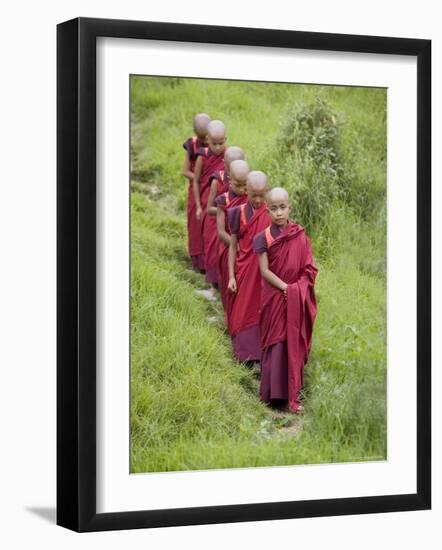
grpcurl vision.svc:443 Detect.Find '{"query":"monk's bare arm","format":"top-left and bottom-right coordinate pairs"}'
top-left (258, 252), bottom-right (288, 292)
top-left (207, 180), bottom-right (218, 216)
top-left (216, 208), bottom-right (231, 246)
top-left (183, 151), bottom-right (194, 181)
top-left (227, 234), bottom-right (238, 292)
top-left (192, 156), bottom-right (203, 220)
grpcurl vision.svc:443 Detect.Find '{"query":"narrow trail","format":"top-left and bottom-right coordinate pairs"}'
top-left (189, 264), bottom-right (304, 442)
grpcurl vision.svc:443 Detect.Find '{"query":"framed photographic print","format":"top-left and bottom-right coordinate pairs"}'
top-left (57, 17), bottom-right (431, 532)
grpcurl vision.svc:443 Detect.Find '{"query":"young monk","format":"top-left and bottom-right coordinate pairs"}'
top-left (215, 159), bottom-right (249, 323)
top-left (207, 146), bottom-right (245, 216)
top-left (227, 171), bottom-right (271, 361)
top-left (193, 120), bottom-right (226, 273)
top-left (182, 113), bottom-right (211, 271)
top-left (204, 146), bottom-right (245, 285)
top-left (253, 187), bottom-right (318, 413)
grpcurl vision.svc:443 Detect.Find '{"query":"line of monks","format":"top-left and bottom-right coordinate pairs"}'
top-left (182, 113), bottom-right (318, 413)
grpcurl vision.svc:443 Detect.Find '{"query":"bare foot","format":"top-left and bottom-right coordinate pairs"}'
top-left (283, 403), bottom-right (304, 415)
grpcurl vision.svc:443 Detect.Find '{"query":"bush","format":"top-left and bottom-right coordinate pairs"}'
top-left (271, 95), bottom-right (386, 240)
top-left (271, 97), bottom-right (347, 236)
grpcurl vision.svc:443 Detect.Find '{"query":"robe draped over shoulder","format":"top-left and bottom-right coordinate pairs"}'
top-left (257, 222), bottom-right (318, 411)
top-left (216, 189), bottom-right (247, 324)
top-left (198, 149), bottom-right (225, 209)
top-left (194, 149), bottom-right (225, 272)
top-left (185, 147), bottom-right (224, 269)
top-left (227, 202), bottom-right (271, 361)
top-left (183, 137), bottom-right (206, 268)
top-left (203, 169), bottom-right (229, 284)
top-left (183, 136), bottom-right (204, 171)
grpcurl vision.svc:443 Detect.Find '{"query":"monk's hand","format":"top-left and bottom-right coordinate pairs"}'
top-left (196, 206), bottom-right (202, 221)
top-left (228, 277), bottom-right (237, 293)
top-left (282, 284), bottom-right (288, 300)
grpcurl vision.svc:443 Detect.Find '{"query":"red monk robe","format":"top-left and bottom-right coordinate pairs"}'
top-left (204, 170), bottom-right (229, 284)
top-left (183, 136), bottom-right (206, 270)
top-left (198, 149), bottom-right (225, 273)
top-left (253, 221), bottom-right (318, 412)
top-left (227, 202), bottom-right (271, 361)
top-left (216, 188), bottom-right (248, 325)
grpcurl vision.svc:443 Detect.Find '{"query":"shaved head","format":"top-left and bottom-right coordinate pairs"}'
top-left (267, 187), bottom-right (289, 204)
top-left (266, 186), bottom-right (291, 226)
top-left (246, 170), bottom-right (269, 191)
top-left (224, 146), bottom-right (245, 166)
top-left (230, 160), bottom-right (249, 181)
top-left (193, 113), bottom-right (210, 135)
top-left (207, 120), bottom-right (226, 140)
top-left (246, 171), bottom-right (268, 209)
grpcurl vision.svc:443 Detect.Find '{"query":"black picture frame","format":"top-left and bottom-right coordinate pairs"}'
top-left (57, 17), bottom-right (431, 532)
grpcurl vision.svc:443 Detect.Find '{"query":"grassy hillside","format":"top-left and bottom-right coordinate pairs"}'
top-left (130, 76), bottom-right (387, 472)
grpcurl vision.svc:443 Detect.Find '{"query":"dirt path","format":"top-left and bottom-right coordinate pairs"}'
top-left (193, 276), bottom-right (304, 441)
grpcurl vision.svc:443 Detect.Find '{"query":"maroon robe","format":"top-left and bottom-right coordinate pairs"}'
top-left (227, 201), bottom-right (271, 361)
top-left (216, 188), bottom-right (248, 325)
top-left (183, 136), bottom-right (206, 270)
top-left (198, 149), bottom-right (225, 273)
top-left (256, 221), bottom-right (318, 411)
top-left (204, 170), bottom-right (229, 284)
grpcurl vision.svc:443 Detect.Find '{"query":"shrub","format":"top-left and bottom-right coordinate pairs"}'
top-left (271, 97), bottom-right (347, 236)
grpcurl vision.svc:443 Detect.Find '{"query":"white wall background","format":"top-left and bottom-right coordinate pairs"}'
top-left (0, 1), bottom-right (439, 548)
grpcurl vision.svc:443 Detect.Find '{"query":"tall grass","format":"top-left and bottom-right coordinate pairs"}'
top-left (130, 76), bottom-right (387, 472)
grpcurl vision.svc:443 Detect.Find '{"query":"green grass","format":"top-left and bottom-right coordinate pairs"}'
top-left (130, 76), bottom-right (387, 472)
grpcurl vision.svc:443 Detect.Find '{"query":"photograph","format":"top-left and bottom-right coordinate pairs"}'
top-left (55, 16), bottom-right (430, 531)
top-left (0, 0), bottom-right (436, 544)
top-left (130, 75), bottom-right (387, 474)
